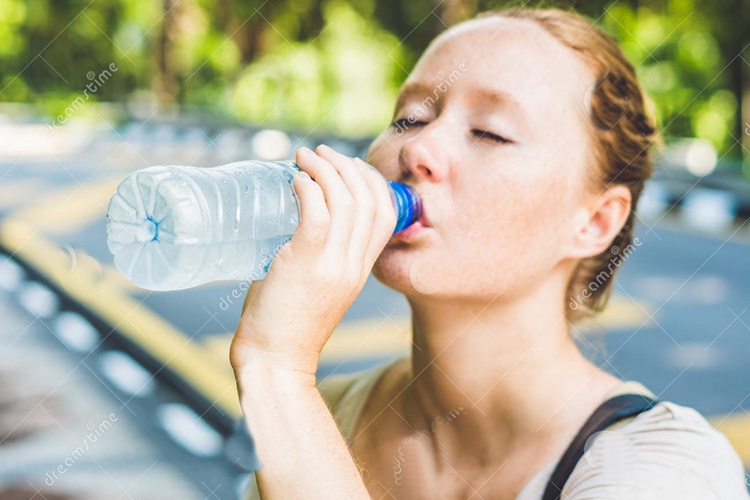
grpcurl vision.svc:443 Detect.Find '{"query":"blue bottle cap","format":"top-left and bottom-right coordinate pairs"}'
top-left (388, 181), bottom-right (423, 233)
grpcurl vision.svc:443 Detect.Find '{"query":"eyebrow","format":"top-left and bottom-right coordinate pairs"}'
top-left (471, 86), bottom-right (530, 133)
top-left (394, 82), bottom-right (438, 115)
top-left (394, 82), bottom-right (530, 134)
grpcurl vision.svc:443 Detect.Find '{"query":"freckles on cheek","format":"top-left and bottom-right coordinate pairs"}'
top-left (451, 175), bottom-right (504, 223)
top-left (466, 175), bottom-right (565, 247)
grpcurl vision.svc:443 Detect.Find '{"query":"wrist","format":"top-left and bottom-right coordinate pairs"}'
top-left (233, 350), bottom-right (319, 397)
top-left (237, 363), bottom-right (319, 414)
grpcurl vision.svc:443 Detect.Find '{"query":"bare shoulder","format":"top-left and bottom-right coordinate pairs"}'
top-left (562, 400), bottom-right (750, 499)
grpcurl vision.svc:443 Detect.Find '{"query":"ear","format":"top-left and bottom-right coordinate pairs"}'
top-left (567, 185), bottom-right (632, 259)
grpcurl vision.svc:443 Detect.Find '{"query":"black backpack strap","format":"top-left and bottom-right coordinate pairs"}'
top-left (541, 393), bottom-right (660, 500)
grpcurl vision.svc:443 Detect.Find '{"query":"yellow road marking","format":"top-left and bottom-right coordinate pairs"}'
top-left (709, 414), bottom-right (750, 468)
top-left (0, 218), bottom-right (242, 419)
top-left (590, 294), bottom-right (653, 330)
top-left (11, 175), bottom-right (122, 236)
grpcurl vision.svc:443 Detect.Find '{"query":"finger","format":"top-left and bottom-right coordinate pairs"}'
top-left (352, 158), bottom-right (394, 266)
top-left (295, 147), bottom-right (355, 253)
top-left (288, 171), bottom-right (330, 254)
top-left (355, 158), bottom-right (398, 263)
top-left (315, 145), bottom-right (376, 262)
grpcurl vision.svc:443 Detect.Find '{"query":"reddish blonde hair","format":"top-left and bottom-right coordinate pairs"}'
top-left (472, 7), bottom-right (658, 324)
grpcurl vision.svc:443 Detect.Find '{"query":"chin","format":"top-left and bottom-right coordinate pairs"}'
top-left (372, 250), bottom-right (445, 298)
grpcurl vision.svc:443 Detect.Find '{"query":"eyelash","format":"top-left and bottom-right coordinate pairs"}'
top-left (390, 119), bottom-right (512, 145)
top-left (390, 118), bottom-right (425, 129)
top-left (471, 129), bottom-right (512, 144)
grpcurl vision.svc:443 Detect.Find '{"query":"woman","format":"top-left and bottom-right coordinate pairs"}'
top-left (232, 7), bottom-right (749, 499)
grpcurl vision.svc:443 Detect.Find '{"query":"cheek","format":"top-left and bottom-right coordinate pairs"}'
top-left (445, 170), bottom-right (577, 286)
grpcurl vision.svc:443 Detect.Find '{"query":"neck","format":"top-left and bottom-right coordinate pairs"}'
top-left (398, 276), bottom-right (622, 467)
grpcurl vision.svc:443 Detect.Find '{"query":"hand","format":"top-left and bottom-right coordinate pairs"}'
top-left (229, 145), bottom-right (397, 385)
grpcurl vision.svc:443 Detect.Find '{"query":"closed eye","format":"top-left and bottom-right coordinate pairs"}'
top-left (391, 118), bottom-right (426, 130)
top-left (472, 129), bottom-right (512, 144)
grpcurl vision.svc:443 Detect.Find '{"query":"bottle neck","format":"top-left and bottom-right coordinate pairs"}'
top-left (388, 181), bottom-right (422, 233)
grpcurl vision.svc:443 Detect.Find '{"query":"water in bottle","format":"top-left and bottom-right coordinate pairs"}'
top-left (106, 160), bottom-right (422, 291)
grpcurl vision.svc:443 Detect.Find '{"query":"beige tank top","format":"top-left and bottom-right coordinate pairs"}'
top-left (241, 356), bottom-right (749, 499)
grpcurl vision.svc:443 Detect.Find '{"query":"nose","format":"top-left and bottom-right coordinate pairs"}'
top-left (398, 127), bottom-right (447, 184)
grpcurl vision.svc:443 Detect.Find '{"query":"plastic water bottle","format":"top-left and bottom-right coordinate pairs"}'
top-left (106, 160), bottom-right (422, 291)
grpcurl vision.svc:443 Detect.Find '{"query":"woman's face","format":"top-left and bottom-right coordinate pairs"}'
top-left (367, 17), bottom-right (599, 301)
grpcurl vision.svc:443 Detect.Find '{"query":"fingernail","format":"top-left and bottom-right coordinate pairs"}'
top-left (298, 171), bottom-right (312, 181)
top-left (317, 144), bottom-right (330, 152)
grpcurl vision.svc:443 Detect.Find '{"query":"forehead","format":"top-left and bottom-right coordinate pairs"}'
top-left (406, 17), bottom-right (595, 115)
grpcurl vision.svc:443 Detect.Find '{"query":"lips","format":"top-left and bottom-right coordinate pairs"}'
top-left (391, 194), bottom-right (431, 241)
top-left (392, 220), bottom-right (426, 240)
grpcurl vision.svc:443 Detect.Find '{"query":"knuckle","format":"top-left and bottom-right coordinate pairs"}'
top-left (301, 217), bottom-right (329, 238)
top-left (359, 196), bottom-right (376, 214)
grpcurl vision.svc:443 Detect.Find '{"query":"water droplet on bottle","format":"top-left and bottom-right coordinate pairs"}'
top-left (289, 216), bottom-right (298, 225)
top-left (244, 186), bottom-right (249, 193)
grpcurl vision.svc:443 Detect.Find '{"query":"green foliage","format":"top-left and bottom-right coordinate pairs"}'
top-left (0, 0), bottom-right (745, 163)
top-left (602, 3), bottom-right (739, 157)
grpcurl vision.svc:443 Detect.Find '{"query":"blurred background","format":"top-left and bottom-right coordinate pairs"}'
top-left (0, 0), bottom-right (749, 499)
